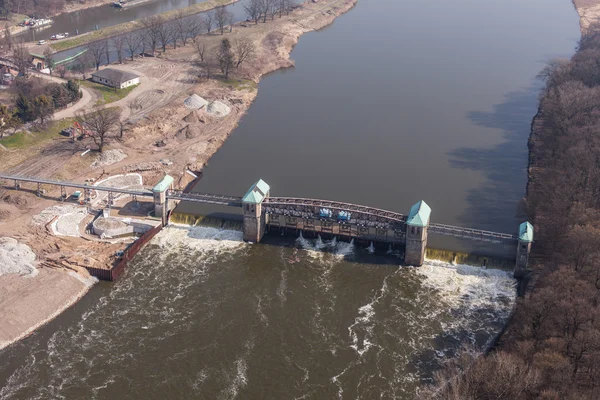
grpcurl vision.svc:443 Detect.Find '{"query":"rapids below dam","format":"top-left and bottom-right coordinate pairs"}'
top-left (0, 0), bottom-right (580, 398)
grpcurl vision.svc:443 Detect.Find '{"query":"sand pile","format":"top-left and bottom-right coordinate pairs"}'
top-left (206, 101), bottom-right (231, 117)
top-left (0, 237), bottom-right (37, 277)
top-left (183, 110), bottom-right (206, 123)
top-left (183, 94), bottom-right (208, 110)
top-left (175, 124), bottom-right (203, 140)
top-left (91, 149), bottom-right (128, 169)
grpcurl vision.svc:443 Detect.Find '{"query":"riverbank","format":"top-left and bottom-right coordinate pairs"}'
top-left (572, 0), bottom-right (600, 31)
top-left (49, 0), bottom-right (238, 52)
top-left (426, 0), bottom-right (600, 397)
top-left (0, 0), bottom-right (357, 350)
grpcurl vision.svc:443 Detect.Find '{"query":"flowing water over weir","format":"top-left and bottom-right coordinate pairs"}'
top-left (0, 226), bottom-right (516, 399)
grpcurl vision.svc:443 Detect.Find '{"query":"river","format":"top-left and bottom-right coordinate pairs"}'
top-left (0, 0), bottom-right (579, 398)
top-left (19, 0), bottom-right (246, 43)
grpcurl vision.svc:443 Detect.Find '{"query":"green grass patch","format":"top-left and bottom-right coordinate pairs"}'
top-left (220, 78), bottom-right (257, 91)
top-left (0, 119), bottom-right (73, 150)
top-left (50, 0), bottom-right (237, 53)
top-left (80, 80), bottom-right (139, 105)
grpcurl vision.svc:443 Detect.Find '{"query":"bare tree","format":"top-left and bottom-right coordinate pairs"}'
top-left (157, 21), bottom-right (170, 52)
top-left (215, 6), bottom-right (232, 35)
top-left (234, 38), bottom-right (256, 68)
top-left (11, 41), bottom-right (30, 77)
top-left (43, 47), bottom-right (55, 75)
top-left (173, 9), bottom-right (187, 46)
top-left (245, 0), bottom-right (262, 24)
top-left (56, 64), bottom-right (67, 78)
top-left (261, 0), bottom-right (277, 23)
top-left (77, 108), bottom-right (120, 153)
top-left (3, 23), bottom-right (12, 50)
top-left (124, 30), bottom-right (143, 60)
top-left (33, 95), bottom-right (54, 126)
top-left (112, 34), bottom-right (126, 64)
top-left (87, 40), bottom-right (106, 71)
top-left (187, 15), bottom-right (203, 43)
top-left (203, 11), bottom-right (214, 33)
top-left (168, 24), bottom-right (179, 49)
top-left (141, 15), bottom-right (164, 54)
top-left (103, 39), bottom-right (111, 64)
top-left (193, 38), bottom-right (207, 63)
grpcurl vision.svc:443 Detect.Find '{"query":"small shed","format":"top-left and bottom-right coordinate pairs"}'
top-left (91, 68), bottom-right (140, 89)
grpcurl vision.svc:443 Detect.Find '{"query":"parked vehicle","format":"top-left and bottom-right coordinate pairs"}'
top-left (37, 40), bottom-right (46, 45)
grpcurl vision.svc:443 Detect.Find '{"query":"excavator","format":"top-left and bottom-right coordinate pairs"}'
top-left (65, 121), bottom-right (93, 142)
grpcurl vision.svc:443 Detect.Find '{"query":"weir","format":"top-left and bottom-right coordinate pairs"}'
top-left (0, 174), bottom-right (533, 277)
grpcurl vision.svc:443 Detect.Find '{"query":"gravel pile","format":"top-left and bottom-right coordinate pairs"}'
top-left (206, 101), bottom-right (231, 117)
top-left (183, 110), bottom-right (206, 123)
top-left (32, 204), bottom-right (86, 226)
top-left (183, 94), bottom-right (208, 110)
top-left (91, 149), bottom-right (128, 169)
top-left (0, 237), bottom-right (37, 277)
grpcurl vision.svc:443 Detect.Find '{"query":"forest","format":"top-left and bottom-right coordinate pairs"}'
top-left (425, 24), bottom-right (600, 400)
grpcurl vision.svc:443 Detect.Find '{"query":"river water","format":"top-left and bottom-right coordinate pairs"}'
top-left (0, 0), bottom-right (579, 398)
top-left (19, 0), bottom-right (246, 42)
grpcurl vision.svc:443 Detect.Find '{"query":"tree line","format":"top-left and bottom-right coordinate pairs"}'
top-left (77, 1), bottom-right (296, 74)
top-left (424, 23), bottom-right (600, 400)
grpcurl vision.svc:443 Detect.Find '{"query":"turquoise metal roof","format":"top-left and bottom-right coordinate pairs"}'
top-left (519, 222), bottom-right (534, 243)
top-left (242, 179), bottom-right (270, 204)
top-left (153, 175), bottom-right (174, 193)
top-left (406, 200), bottom-right (431, 227)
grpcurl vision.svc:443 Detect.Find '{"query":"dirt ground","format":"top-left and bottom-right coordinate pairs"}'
top-left (0, 0), bottom-right (357, 349)
top-left (573, 0), bottom-right (600, 31)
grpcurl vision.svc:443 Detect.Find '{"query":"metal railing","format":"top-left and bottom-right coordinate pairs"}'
top-left (0, 174), bottom-right (153, 196)
top-left (429, 223), bottom-right (518, 243)
top-left (264, 197), bottom-right (407, 223)
top-left (167, 191), bottom-right (243, 207)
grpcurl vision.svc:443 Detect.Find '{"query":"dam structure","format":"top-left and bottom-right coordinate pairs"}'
top-left (0, 175), bottom-right (533, 277)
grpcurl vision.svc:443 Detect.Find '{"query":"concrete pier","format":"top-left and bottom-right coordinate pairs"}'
top-left (404, 201), bottom-right (431, 266)
top-left (242, 179), bottom-right (270, 243)
top-left (515, 222), bottom-right (534, 278)
top-left (153, 175), bottom-right (174, 226)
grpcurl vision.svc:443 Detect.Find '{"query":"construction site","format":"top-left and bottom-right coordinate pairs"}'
top-left (0, 0), bottom-right (356, 350)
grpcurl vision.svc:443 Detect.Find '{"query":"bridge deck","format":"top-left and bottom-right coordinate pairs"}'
top-left (167, 191), bottom-right (243, 207)
top-left (264, 197), bottom-right (518, 243)
top-left (0, 174), bottom-right (153, 196)
top-left (0, 175), bottom-right (519, 244)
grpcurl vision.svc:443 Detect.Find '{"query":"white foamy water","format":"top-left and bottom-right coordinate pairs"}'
top-left (0, 227), bottom-right (517, 400)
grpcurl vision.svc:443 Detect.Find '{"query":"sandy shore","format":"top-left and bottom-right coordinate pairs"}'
top-left (0, 268), bottom-right (96, 351)
top-left (0, 0), bottom-right (357, 350)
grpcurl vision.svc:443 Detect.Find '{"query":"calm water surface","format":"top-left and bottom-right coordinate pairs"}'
top-left (0, 0), bottom-right (579, 398)
top-left (19, 0), bottom-right (247, 42)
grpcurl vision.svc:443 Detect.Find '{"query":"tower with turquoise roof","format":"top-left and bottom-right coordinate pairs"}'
top-left (242, 179), bottom-right (270, 243)
top-left (405, 200), bottom-right (431, 266)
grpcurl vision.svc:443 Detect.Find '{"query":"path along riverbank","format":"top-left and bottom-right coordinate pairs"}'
top-left (0, 0), bottom-right (358, 351)
top-left (47, 0), bottom-right (238, 52)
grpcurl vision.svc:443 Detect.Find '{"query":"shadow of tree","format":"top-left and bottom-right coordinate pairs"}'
top-left (449, 85), bottom-right (541, 233)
